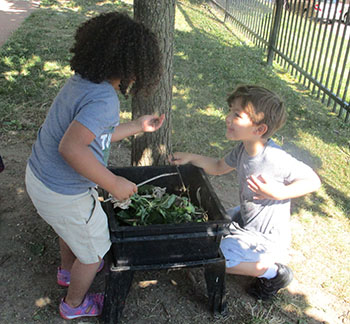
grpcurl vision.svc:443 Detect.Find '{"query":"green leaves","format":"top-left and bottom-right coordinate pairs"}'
top-left (115, 186), bottom-right (208, 226)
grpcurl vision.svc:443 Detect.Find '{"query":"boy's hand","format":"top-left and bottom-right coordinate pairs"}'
top-left (247, 174), bottom-right (285, 200)
top-left (168, 152), bottom-right (191, 165)
top-left (109, 176), bottom-right (138, 201)
top-left (139, 114), bottom-right (165, 133)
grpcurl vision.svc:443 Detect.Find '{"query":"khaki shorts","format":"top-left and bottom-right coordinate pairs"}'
top-left (25, 165), bottom-right (111, 264)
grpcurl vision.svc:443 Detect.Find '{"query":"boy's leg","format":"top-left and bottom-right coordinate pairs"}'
top-left (64, 258), bottom-right (102, 307)
top-left (59, 237), bottom-right (76, 271)
top-left (220, 230), bottom-right (293, 299)
top-left (225, 261), bottom-right (269, 277)
top-left (247, 263), bottom-right (293, 300)
top-left (226, 260), bottom-right (293, 300)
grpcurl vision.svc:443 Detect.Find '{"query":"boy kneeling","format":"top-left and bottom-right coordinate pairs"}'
top-left (170, 85), bottom-right (321, 300)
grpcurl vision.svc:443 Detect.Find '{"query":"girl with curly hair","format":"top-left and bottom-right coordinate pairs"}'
top-left (25, 11), bottom-right (164, 320)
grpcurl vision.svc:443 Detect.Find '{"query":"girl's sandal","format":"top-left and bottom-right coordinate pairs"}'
top-left (59, 293), bottom-right (104, 319)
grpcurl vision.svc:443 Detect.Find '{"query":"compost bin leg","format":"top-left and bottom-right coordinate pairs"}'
top-left (102, 269), bottom-right (134, 324)
top-left (204, 259), bottom-right (227, 316)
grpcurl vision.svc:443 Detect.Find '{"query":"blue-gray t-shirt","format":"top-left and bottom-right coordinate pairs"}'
top-left (224, 139), bottom-right (316, 247)
top-left (28, 74), bottom-right (120, 195)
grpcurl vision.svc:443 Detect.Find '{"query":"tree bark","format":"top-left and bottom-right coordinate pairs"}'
top-left (132, 0), bottom-right (176, 166)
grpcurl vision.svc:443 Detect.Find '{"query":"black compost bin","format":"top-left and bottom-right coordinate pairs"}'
top-left (102, 164), bottom-right (230, 267)
top-left (101, 165), bottom-right (230, 323)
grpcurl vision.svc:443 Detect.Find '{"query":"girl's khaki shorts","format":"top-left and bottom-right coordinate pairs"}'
top-left (25, 164), bottom-right (111, 264)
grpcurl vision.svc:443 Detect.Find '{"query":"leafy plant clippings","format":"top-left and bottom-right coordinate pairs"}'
top-left (114, 185), bottom-right (208, 226)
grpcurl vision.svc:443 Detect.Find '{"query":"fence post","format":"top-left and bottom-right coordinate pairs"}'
top-left (224, 0), bottom-right (229, 22)
top-left (267, 0), bottom-right (283, 66)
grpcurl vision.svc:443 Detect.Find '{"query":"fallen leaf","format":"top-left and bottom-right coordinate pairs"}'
top-left (138, 280), bottom-right (158, 288)
top-left (170, 279), bottom-right (178, 286)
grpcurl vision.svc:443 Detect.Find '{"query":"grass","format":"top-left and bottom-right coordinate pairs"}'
top-left (214, 0), bottom-right (350, 117)
top-left (0, 0), bottom-right (349, 323)
top-left (277, 9), bottom-right (350, 107)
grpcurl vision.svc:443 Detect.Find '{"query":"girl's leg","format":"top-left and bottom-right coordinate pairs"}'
top-left (59, 237), bottom-right (76, 271)
top-left (64, 257), bottom-right (102, 308)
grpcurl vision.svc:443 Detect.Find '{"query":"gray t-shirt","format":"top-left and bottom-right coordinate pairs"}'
top-left (224, 139), bottom-right (316, 247)
top-left (28, 74), bottom-right (120, 195)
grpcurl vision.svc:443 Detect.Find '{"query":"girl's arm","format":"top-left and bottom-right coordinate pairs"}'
top-left (59, 120), bottom-right (137, 200)
top-left (170, 152), bottom-right (234, 176)
top-left (111, 114), bottom-right (165, 142)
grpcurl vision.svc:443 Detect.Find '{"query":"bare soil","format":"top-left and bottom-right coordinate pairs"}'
top-left (0, 138), bottom-right (346, 324)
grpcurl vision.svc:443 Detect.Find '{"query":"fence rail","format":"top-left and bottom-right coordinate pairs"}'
top-left (210, 0), bottom-right (350, 122)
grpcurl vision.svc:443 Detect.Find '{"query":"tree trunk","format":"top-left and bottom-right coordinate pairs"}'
top-left (132, 0), bottom-right (176, 166)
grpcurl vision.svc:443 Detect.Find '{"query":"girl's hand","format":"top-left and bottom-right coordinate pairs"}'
top-left (138, 114), bottom-right (165, 133)
top-left (247, 174), bottom-right (286, 200)
top-left (110, 176), bottom-right (138, 201)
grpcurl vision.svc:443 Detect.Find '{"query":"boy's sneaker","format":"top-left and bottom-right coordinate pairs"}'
top-left (59, 293), bottom-right (104, 320)
top-left (247, 263), bottom-right (293, 300)
top-left (57, 260), bottom-right (105, 287)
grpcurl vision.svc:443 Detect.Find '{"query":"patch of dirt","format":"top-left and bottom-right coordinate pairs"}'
top-left (0, 138), bottom-right (345, 324)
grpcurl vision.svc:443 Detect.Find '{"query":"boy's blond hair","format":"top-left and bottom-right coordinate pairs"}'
top-left (227, 85), bottom-right (287, 138)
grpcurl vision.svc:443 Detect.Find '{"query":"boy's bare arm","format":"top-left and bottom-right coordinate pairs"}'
top-left (170, 152), bottom-right (234, 176)
top-left (111, 114), bottom-right (165, 142)
top-left (59, 120), bottom-right (137, 200)
top-left (247, 173), bottom-right (321, 200)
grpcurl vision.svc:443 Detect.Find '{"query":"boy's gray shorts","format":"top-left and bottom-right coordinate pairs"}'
top-left (25, 165), bottom-right (111, 264)
top-left (220, 207), bottom-right (289, 268)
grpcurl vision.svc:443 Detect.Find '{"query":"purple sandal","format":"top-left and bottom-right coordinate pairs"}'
top-left (59, 293), bottom-right (104, 319)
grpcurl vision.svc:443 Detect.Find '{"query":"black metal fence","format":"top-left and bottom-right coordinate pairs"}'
top-left (210, 0), bottom-right (350, 122)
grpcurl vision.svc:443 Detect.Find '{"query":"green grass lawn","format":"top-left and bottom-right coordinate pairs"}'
top-left (214, 0), bottom-right (350, 119)
top-left (1, 0), bottom-right (349, 322)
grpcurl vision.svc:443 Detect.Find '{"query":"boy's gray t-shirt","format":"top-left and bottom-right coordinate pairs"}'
top-left (28, 74), bottom-right (120, 195)
top-left (224, 139), bottom-right (316, 248)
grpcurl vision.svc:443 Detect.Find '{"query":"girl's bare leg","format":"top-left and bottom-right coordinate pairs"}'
top-left (64, 257), bottom-right (102, 307)
top-left (59, 237), bottom-right (76, 271)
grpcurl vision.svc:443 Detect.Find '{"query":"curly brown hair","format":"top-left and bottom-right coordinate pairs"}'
top-left (70, 11), bottom-right (162, 97)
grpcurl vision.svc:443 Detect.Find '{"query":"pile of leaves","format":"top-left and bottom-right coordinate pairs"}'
top-left (114, 185), bottom-right (208, 226)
